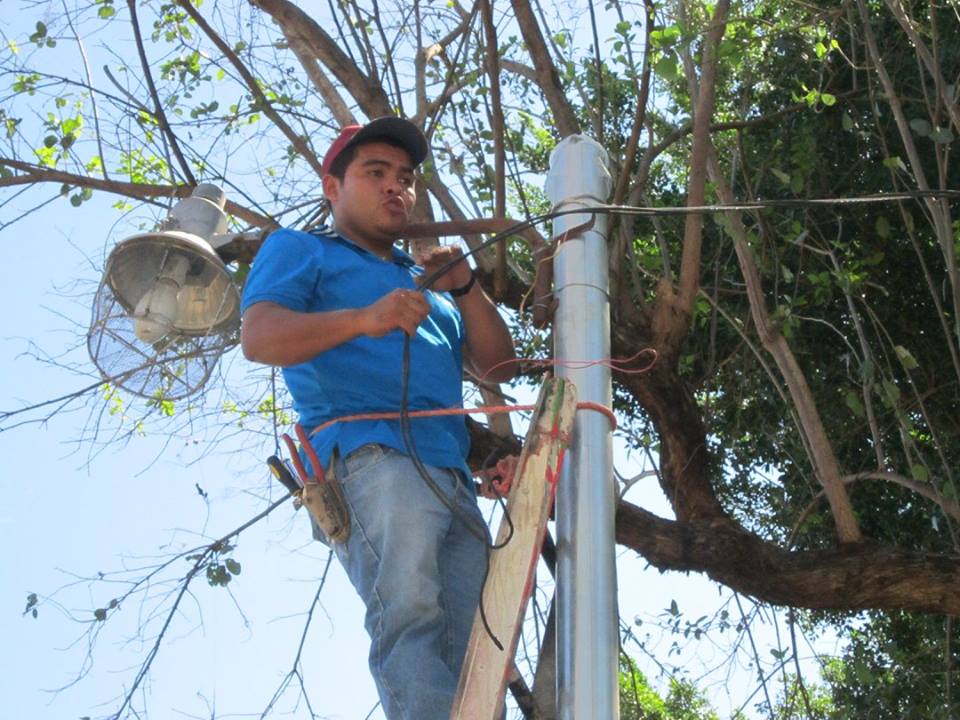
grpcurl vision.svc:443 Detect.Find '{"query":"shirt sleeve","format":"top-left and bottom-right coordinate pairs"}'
top-left (240, 229), bottom-right (323, 314)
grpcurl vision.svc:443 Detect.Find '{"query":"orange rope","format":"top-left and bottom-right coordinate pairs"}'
top-left (308, 400), bottom-right (616, 438)
top-left (476, 347), bottom-right (659, 385)
top-left (305, 350), bottom-right (657, 438)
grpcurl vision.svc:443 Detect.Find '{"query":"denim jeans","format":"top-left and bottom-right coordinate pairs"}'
top-left (331, 444), bottom-right (489, 720)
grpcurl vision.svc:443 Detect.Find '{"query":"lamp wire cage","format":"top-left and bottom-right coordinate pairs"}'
top-left (87, 239), bottom-right (241, 401)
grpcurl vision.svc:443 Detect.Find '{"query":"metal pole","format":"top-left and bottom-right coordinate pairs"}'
top-left (545, 135), bottom-right (618, 719)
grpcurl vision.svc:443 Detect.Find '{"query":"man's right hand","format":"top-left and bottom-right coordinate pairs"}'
top-left (361, 288), bottom-right (431, 337)
top-left (241, 290), bottom-right (430, 367)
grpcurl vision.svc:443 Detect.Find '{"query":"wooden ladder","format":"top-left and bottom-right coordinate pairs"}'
top-left (450, 376), bottom-right (577, 720)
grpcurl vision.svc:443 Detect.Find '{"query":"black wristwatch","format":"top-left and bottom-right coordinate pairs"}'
top-left (449, 268), bottom-right (477, 297)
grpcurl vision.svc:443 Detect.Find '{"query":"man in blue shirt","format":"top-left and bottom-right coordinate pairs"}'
top-left (240, 116), bottom-right (516, 719)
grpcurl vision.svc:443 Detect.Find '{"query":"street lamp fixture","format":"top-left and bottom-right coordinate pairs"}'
top-left (88, 184), bottom-right (242, 400)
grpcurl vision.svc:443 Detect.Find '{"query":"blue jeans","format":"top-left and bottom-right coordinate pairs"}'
top-left (332, 444), bottom-right (489, 720)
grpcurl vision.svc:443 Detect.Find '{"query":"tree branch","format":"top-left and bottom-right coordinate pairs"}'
top-left (790, 471), bottom-right (960, 542)
top-left (0, 159), bottom-right (272, 228)
top-left (127, 0), bottom-right (197, 185)
top-left (250, 0), bottom-right (393, 117)
top-left (616, 500), bottom-right (960, 615)
top-left (883, 0), bottom-right (960, 135)
top-left (652, 0), bottom-right (730, 359)
top-left (275, 25), bottom-right (358, 126)
top-left (706, 147), bottom-right (862, 542)
top-left (508, 0), bottom-right (580, 137)
top-left (479, 0), bottom-right (507, 298)
top-left (176, 0), bottom-right (325, 178)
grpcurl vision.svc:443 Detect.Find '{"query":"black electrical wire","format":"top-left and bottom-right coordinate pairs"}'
top-left (399, 335), bottom-right (514, 649)
top-left (418, 189), bottom-right (960, 290)
top-left (399, 187), bottom-right (960, 650)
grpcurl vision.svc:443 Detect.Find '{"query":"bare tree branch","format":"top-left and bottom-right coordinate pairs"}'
top-left (175, 0), bottom-right (326, 178)
top-left (479, 0), bottom-right (507, 298)
top-left (616, 499), bottom-right (960, 615)
top-left (706, 147), bottom-right (862, 542)
top-left (883, 0), bottom-right (960, 135)
top-left (0, 159), bottom-right (273, 228)
top-left (127, 0), bottom-right (197, 185)
top-left (652, 0), bottom-right (731, 359)
top-left (508, 0), bottom-right (581, 137)
top-left (250, 0), bottom-right (393, 117)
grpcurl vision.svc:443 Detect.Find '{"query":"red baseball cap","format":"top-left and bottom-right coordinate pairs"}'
top-left (321, 116), bottom-right (428, 176)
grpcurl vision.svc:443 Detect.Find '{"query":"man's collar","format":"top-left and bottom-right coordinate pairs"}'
top-left (309, 225), bottom-right (415, 267)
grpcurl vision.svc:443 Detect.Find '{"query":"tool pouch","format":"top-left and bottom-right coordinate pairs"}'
top-left (300, 452), bottom-right (351, 545)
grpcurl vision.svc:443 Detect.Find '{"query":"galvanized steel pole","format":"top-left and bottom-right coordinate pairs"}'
top-left (545, 135), bottom-right (618, 719)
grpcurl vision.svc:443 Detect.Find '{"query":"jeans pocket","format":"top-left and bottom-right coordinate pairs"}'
top-left (338, 443), bottom-right (388, 484)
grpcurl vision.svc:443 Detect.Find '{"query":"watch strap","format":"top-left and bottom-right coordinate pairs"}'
top-left (449, 268), bottom-right (477, 297)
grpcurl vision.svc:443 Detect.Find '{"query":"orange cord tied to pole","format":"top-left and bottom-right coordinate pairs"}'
top-left (306, 347), bottom-right (661, 439)
top-left (308, 400), bottom-right (617, 439)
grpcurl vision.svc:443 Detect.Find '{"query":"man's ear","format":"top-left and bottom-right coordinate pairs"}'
top-left (321, 174), bottom-right (340, 203)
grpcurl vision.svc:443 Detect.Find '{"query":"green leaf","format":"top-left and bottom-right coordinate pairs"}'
top-left (649, 26), bottom-right (681, 49)
top-left (61, 116), bottom-right (82, 135)
top-left (909, 118), bottom-right (931, 136)
top-left (894, 345), bottom-right (919, 370)
top-left (94, 608), bottom-right (107, 621)
top-left (770, 168), bottom-right (791, 185)
top-left (842, 113), bottom-right (853, 131)
top-left (852, 661), bottom-right (874, 684)
top-left (225, 558), bottom-right (242, 576)
top-left (98, 6), bottom-right (115, 19)
top-left (875, 216), bottom-right (890, 238)
top-left (910, 465), bottom-right (929, 482)
top-left (654, 56), bottom-right (679, 82)
top-left (930, 127), bottom-right (954, 144)
top-left (882, 156), bottom-right (907, 171)
top-left (882, 380), bottom-right (900, 406)
top-left (820, 92), bottom-right (836, 106)
top-left (23, 592), bottom-right (38, 617)
top-left (845, 391), bottom-right (865, 418)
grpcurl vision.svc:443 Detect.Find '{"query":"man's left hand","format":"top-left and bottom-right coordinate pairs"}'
top-left (477, 454), bottom-right (520, 499)
top-left (415, 245), bottom-right (472, 293)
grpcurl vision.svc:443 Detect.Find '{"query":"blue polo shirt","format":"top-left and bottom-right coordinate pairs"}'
top-left (240, 226), bottom-right (471, 479)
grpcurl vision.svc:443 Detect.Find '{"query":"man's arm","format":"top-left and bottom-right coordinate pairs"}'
top-left (241, 289), bottom-right (431, 367)
top-left (416, 245), bottom-right (517, 383)
top-left (454, 278), bottom-right (517, 383)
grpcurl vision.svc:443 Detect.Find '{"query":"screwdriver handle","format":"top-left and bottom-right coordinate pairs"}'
top-left (267, 455), bottom-right (303, 494)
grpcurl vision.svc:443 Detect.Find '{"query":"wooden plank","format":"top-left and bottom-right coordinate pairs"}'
top-left (450, 377), bottom-right (577, 720)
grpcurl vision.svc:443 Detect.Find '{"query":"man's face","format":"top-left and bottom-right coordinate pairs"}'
top-left (323, 142), bottom-right (416, 254)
